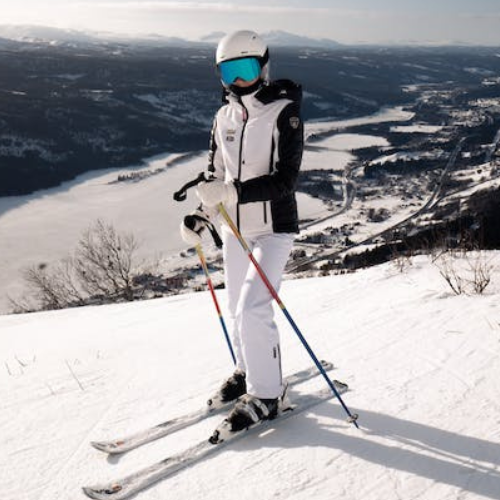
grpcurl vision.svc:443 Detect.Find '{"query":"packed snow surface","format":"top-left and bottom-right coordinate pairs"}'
top-left (1, 254), bottom-right (500, 500)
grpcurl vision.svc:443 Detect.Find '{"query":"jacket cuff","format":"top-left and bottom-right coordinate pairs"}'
top-left (233, 180), bottom-right (242, 200)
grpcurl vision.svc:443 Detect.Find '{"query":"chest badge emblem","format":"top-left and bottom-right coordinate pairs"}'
top-left (289, 117), bottom-right (300, 129)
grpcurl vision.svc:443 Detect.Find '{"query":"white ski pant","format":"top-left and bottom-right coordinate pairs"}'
top-left (223, 230), bottom-right (294, 399)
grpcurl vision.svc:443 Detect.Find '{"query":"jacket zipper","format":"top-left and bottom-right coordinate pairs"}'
top-left (237, 100), bottom-right (249, 231)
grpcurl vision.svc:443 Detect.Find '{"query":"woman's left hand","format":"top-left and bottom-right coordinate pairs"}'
top-left (196, 180), bottom-right (238, 207)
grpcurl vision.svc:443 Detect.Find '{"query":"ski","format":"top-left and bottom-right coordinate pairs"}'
top-left (91, 360), bottom-right (334, 455)
top-left (83, 380), bottom-right (348, 500)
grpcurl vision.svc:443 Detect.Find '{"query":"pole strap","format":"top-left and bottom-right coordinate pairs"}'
top-left (173, 172), bottom-right (207, 202)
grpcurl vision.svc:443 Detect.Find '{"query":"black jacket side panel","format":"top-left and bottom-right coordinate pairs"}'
top-left (237, 101), bottom-right (303, 233)
top-left (207, 118), bottom-right (218, 175)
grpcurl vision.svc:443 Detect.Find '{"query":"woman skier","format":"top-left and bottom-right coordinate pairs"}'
top-left (180, 30), bottom-right (304, 432)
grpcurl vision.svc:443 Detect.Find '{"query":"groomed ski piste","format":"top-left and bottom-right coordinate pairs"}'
top-left (1, 252), bottom-right (500, 500)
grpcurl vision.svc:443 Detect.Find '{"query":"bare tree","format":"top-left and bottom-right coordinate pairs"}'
top-left (434, 252), bottom-right (467, 295)
top-left (466, 251), bottom-right (494, 295)
top-left (11, 220), bottom-right (145, 312)
top-left (434, 250), bottom-right (494, 296)
top-left (74, 220), bottom-right (141, 301)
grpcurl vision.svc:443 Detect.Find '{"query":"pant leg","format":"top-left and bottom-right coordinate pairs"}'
top-left (222, 231), bottom-right (251, 372)
top-left (235, 233), bottom-right (294, 399)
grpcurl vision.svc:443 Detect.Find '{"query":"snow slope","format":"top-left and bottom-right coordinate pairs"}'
top-left (1, 254), bottom-right (500, 500)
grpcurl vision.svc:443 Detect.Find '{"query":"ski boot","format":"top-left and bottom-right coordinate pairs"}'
top-left (225, 394), bottom-right (279, 432)
top-left (207, 369), bottom-right (247, 410)
top-left (209, 385), bottom-right (291, 444)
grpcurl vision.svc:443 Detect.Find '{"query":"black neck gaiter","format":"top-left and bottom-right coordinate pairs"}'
top-left (229, 79), bottom-right (264, 97)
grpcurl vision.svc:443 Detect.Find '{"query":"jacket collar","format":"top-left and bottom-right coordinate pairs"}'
top-left (255, 79), bottom-right (302, 105)
top-left (226, 88), bottom-right (263, 113)
top-left (223, 79), bottom-right (302, 108)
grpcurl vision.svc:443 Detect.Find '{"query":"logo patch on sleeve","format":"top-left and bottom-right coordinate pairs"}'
top-left (289, 117), bottom-right (300, 129)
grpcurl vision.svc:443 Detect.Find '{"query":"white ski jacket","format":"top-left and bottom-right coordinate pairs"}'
top-left (207, 79), bottom-right (304, 237)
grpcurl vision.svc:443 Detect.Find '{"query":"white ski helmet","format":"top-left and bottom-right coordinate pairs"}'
top-left (216, 30), bottom-right (270, 85)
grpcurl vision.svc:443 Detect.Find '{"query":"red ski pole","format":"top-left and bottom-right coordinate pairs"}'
top-left (195, 244), bottom-right (236, 366)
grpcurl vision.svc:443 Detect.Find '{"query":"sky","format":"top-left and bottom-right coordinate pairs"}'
top-left (0, 0), bottom-right (499, 45)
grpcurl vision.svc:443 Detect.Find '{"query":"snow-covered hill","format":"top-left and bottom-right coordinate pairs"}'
top-left (0, 25), bottom-right (97, 45)
top-left (1, 254), bottom-right (500, 500)
top-left (0, 25), bottom-right (342, 49)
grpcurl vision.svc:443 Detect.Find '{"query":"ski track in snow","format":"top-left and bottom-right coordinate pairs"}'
top-left (36, 371), bottom-right (139, 500)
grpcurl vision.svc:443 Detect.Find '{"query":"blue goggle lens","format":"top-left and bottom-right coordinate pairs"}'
top-left (219, 58), bottom-right (261, 85)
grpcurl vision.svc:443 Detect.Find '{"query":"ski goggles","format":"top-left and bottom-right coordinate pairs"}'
top-left (218, 57), bottom-right (261, 85)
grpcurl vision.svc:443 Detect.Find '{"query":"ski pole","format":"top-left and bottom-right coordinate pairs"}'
top-left (217, 203), bottom-right (359, 428)
top-left (195, 243), bottom-right (236, 366)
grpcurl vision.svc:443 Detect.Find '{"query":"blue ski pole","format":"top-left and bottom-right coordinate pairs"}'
top-left (217, 203), bottom-right (359, 428)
